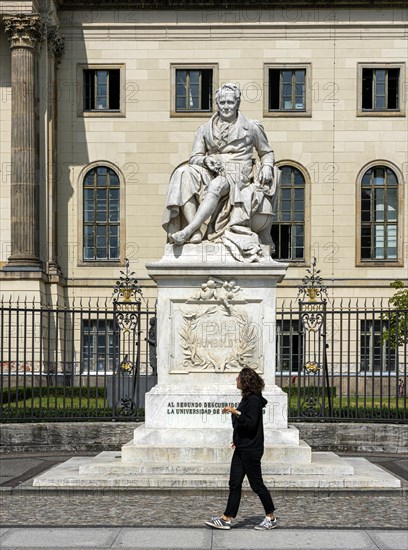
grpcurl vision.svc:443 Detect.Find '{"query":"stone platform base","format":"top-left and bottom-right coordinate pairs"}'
top-left (33, 453), bottom-right (401, 490)
top-left (32, 422), bottom-right (402, 490)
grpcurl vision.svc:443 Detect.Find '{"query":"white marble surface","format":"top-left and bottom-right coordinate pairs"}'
top-left (33, 455), bottom-right (401, 489)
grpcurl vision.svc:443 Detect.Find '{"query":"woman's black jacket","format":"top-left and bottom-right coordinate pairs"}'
top-left (231, 393), bottom-right (267, 451)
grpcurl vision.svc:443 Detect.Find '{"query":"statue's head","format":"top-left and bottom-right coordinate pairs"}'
top-left (215, 83), bottom-right (241, 120)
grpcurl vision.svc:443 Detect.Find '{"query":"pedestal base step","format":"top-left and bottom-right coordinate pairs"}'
top-left (121, 440), bottom-right (312, 465)
top-left (33, 454), bottom-right (401, 490)
top-left (79, 451), bottom-right (353, 476)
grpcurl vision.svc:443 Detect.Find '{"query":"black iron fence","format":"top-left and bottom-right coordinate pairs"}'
top-left (276, 298), bottom-right (407, 422)
top-left (0, 296), bottom-right (406, 423)
top-left (0, 296), bottom-right (157, 422)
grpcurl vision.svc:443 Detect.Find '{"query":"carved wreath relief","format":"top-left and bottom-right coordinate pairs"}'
top-left (173, 277), bottom-right (261, 373)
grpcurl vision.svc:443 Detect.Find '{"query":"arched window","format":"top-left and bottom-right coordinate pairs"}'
top-left (271, 165), bottom-right (305, 261)
top-left (83, 166), bottom-right (120, 261)
top-left (360, 166), bottom-right (398, 261)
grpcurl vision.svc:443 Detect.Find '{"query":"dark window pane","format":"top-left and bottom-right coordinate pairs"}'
top-left (269, 69), bottom-right (280, 110)
top-left (293, 169), bottom-right (304, 186)
top-left (84, 226), bottom-right (94, 260)
top-left (387, 68), bottom-right (399, 109)
top-left (386, 188), bottom-right (398, 222)
top-left (362, 169), bottom-right (372, 186)
top-left (373, 167), bottom-right (385, 185)
top-left (374, 188), bottom-right (384, 222)
top-left (96, 70), bottom-right (108, 110)
top-left (280, 166), bottom-right (292, 185)
top-left (386, 168), bottom-right (397, 186)
top-left (279, 225), bottom-right (291, 259)
top-left (109, 188), bottom-right (120, 222)
top-left (109, 170), bottom-right (119, 186)
top-left (201, 70), bottom-right (213, 111)
top-left (84, 70), bottom-right (95, 110)
top-left (362, 69), bottom-right (373, 110)
top-left (84, 189), bottom-right (94, 222)
top-left (108, 69), bottom-right (120, 110)
top-left (84, 170), bottom-right (95, 186)
top-left (96, 167), bottom-right (107, 186)
top-left (361, 188), bottom-right (371, 222)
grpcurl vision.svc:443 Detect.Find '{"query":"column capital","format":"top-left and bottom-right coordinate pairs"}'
top-left (47, 29), bottom-right (65, 59)
top-left (3, 13), bottom-right (46, 49)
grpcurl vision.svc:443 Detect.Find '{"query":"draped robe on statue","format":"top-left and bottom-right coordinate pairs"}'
top-left (162, 112), bottom-right (275, 261)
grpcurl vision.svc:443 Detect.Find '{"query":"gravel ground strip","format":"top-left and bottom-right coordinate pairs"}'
top-left (1, 491), bottom-right (407, 529)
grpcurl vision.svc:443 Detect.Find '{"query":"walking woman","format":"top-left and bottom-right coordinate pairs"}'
top-left (205, 367), bottom-right (277, 530)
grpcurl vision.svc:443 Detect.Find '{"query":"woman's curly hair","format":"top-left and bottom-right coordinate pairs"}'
top-left (239, 367), bottom-right (265, 399)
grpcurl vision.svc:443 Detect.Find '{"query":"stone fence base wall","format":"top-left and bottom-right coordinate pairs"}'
top-left (0, 422), bottom-right (407, 454)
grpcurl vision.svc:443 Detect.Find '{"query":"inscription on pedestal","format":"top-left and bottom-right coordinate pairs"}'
top-left (166, 400), bottom-right (240, 415)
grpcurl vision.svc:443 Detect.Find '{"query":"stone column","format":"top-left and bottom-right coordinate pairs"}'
top-left (46, 29), bottom-right (64, 276)
top-left (3, 14), bottom-right (45, 270)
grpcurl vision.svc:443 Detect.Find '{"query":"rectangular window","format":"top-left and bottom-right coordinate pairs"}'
top-left (78, 64), bottom-right (125, 117)
top-left (171, 64), bottom-right (218, 117)
top-left (265, 64), bottom-right (311, 117)
top-left (82, 320), bottom-right (118, 374)
top-left (358, 64), bottom-right (405, 117)
top-left (269, 69), bottom-right (306, 111)
top-left (360, 320), bottom-right (396, 372)
top-left (175, 69), bottom-right (213, 112)
top-left (362, 68), bottom-right (399, 111)
top-left (84, 69), bottom-right (120, 111)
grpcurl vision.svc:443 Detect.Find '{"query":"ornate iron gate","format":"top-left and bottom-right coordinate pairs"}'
top-left (110, 260), bottom-right (156, 418)
top-left (296, 258), bottom-right (332, 418)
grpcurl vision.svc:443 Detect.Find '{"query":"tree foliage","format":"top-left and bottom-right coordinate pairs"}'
top-left (382, 280), bottom-right (408, 349)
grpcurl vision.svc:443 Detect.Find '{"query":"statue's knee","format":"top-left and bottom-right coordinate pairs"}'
top-left (208, 177), bottom-right (229, 196)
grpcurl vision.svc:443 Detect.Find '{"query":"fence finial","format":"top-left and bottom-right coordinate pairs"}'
top-left (112, 258), bottom-right (143, 304)
top-left (297, 257), bottom-right (327, 303)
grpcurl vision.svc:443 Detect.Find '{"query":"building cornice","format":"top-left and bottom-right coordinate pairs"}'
top-left (60, 21), bottom-right (408, 41)
top-left (60, 0), bottom-right (408, 9)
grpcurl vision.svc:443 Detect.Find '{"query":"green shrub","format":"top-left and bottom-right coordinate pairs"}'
top-left (282, 385), bottom-right (337, 398)
top-left (1, 385), bottom-right (106, 403)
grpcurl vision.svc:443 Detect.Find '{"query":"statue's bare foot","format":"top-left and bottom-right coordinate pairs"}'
top-left (190, 231), bottom-right (202, 244)
top-left (171, 230), bottom-right (188, 245)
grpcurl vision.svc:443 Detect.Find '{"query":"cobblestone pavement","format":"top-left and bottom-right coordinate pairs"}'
top-left (0, 453), bottom-right (407, 529)
top-left (0, 489), bottom-right (407, 529)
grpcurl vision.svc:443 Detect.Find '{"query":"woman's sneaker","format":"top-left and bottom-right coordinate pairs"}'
top-left (205, 516), bottom-right (232, 530)
top-left (254, 516), bottom-right (278, 530)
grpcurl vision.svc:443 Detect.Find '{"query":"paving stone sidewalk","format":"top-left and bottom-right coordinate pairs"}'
top-left (0, 452), bottom-right (407, 530)
top-left (0, 527), bottom-right (408, 550)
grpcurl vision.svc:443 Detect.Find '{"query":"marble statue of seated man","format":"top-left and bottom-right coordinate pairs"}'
top-left (162, 83), bottom-right (277, 260)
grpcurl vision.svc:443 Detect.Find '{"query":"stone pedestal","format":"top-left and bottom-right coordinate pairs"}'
top-left (119, 244), bottom-right (313, 474)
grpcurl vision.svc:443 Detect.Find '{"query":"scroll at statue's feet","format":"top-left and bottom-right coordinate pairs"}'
top-left (190, 231), bottom-right (202, 244)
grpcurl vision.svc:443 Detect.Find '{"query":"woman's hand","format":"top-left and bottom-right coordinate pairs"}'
top-left (223, 406), bottom-right (239, 415)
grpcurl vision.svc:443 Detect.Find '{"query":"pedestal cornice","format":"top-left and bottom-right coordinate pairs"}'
top-left (147, 244), bottom-right (289, 283)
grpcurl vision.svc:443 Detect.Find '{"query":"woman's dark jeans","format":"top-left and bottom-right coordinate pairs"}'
top-left (224, 448), bottom-right (275, 518)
